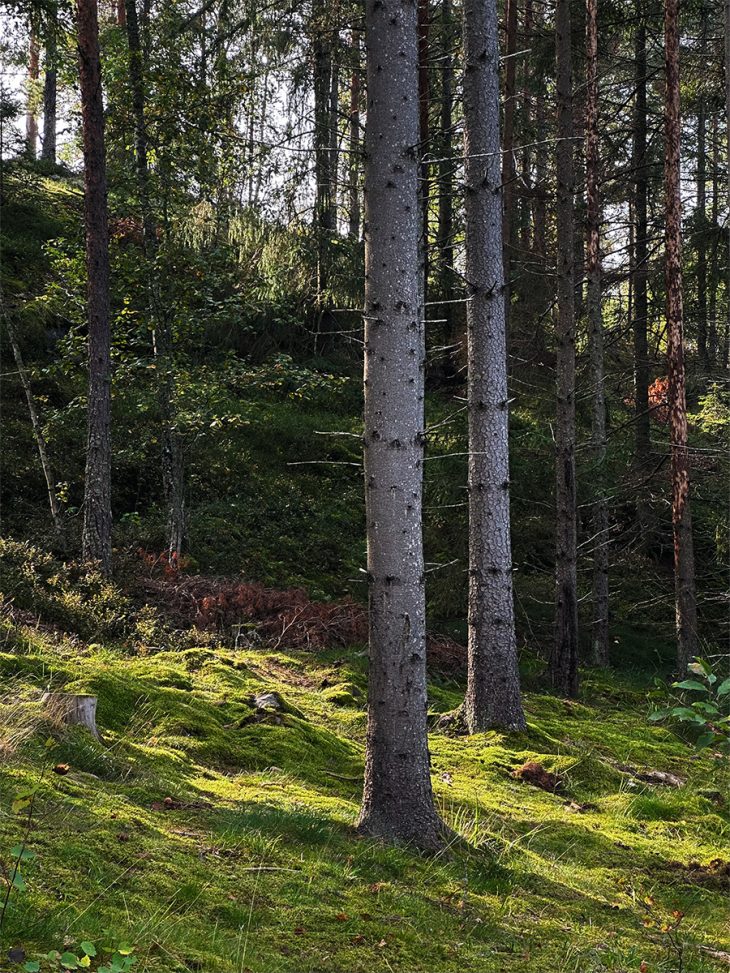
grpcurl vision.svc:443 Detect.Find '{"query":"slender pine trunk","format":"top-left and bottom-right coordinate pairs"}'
top-left (41, 11), bottom-right (57, 164)
top-left (664, 0), bottom-right (698, 675)
top-left (585, 0), bottom-right (608, 666)
top-left (501, 0), bottom-right (518, 318)
top-left (696, 3), bottom-right (708, 368)
top-left (347, 29), bottom-right (361, 241)
top-left (125, 0), bottom-right (185, 558)
top-left (26, 27), bottom-right (39, 158)
top-left (632, 13), bottom-right (651, 468)
top-left (550, 0), bottom-right (579, 697)
top-left (78, 0), bottom-right (112, 575)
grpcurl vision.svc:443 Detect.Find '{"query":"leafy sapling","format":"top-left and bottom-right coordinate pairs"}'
top-left (649, 657), bottom-right (730, 756)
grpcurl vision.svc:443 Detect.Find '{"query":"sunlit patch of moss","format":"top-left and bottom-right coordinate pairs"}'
top-left (0, 604), bottom-right (729, 971)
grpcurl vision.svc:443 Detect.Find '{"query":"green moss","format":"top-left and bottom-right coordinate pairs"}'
top-left (1, 619), bottom-right (728, 973)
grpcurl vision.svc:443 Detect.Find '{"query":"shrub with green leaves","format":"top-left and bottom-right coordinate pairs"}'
top-left (649, 657), bottom-right (730, 753)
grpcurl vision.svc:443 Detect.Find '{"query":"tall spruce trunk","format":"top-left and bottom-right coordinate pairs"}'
top-left (26, 28), bottom-right (39, 158)
top-left (357, 0), bottom-right (445, 849)
top-left (462, 0), bottom-right (525, 732)
top-left (550, 0), bottom-right (579, 697)
top-left (664, 0), bottom-right (698, 675)
top-left (78, 0), bottom-right (112, 575)
top-left (125, 0), bottom-right (185, 558)
top-left (41, 11), bottom-right (57, 163)
top-left (696, 3), bottom-right (708, 368)
top-left (632, 14), bottom-right (651, 469)
top-left (585, 0), bottom-right (608, 666)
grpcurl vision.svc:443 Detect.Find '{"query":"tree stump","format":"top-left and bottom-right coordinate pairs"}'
top-left (42, 693), bottom-right (100, 739)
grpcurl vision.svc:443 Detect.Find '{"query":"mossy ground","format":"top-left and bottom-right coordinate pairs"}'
top-left (1, 610), bottom-right (728, 973)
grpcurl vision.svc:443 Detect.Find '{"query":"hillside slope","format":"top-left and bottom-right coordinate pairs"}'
top-left (0, 546), bottom-right (728, 973)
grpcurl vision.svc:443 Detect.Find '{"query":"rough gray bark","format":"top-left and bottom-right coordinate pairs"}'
top-left (42, 693), bottom-right (99, 738)
top-left (585, 0), bottom-right (608, 666)
top-left (78, 0), bottom-right (113, 576)
top-left (549, 0), bottom-right (579, 697)
top-left (41, 14), bottom-right (57, 164)
top-left (462, 0), bottom-right (525, 732)
top-left (664, 0), bottom-right (698, 675)
top-left (357, 0), bottom-right (445, 850)
top-left (632, 13), bottom-right (651, 468)
top-left (4, 316), bottom-right (64, 536)
top-left (125, 0), bottom-right (185, 558)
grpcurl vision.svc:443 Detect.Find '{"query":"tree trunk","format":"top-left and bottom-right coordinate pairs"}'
top-left (78, 0), bottom-right (112, 576)
top-left (26, 27), bottom-right (39, 158)
top-left (519, 0), bottom-right (533, 257)
top-left (585, 0), bottom-right (608, 666)
top-left (347, 29), bottom-right (361, 241)
top-left (550, 0), bottom-right (579, 697)
top-left (357, 0), bottom-right (445, 850)
top-left (709, 113), bottom-right (719, 364)
top-left (501, 0), bottom-right (518, 314)
top-left (695, 2), bottom-right (708, 368)
top-left (3, 316), bottom-right (64, 536)
top-left (329, 34), bottom-right (340, 232)
top-left (632, 13), bottom-right (651, 468)
top-left (125, 0), bottom-right (185, 558)
top-left (462, 0), bottom-right (525, 732)
top-left (42, 693), bottom-right (99, 738)
top-left (664, 0), bottom-right (698, 675)
top-left (41, 12), bottom-right (57, 163)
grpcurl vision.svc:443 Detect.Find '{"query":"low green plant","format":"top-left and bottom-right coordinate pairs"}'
top-left (649, 656), bottom-right (730, 752)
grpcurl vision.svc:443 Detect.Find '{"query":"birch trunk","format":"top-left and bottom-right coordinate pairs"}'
top-left (462, 0), bottom-right (525, 732)
top-left (664, 0), bottom-right (698, 675)
top-left (357, 0), bottom-right (445, 849)
top-left (585, 0), bottom-right (608, 666)
top-left (550, 0), bottom-right (579, 697)
top-left (78, 0), bottom-right (112, 576)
